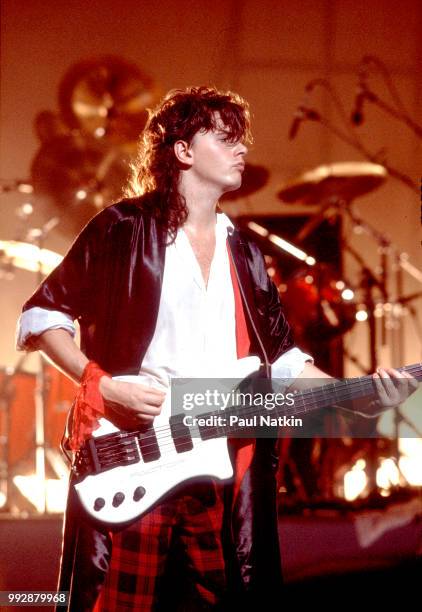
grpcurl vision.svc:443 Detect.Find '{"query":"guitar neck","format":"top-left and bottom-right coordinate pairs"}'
top-left (196, 362), bottom-right (422, 439)
top-left (281, 362), bottom-right (422, 415)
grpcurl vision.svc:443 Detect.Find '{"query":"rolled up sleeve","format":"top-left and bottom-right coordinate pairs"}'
top-left (271, 346), bottom-right (313, 381)
top-left (16, 306), bottom-right (76, 351)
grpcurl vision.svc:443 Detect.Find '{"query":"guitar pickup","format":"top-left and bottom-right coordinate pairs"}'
top-left (169, 415), bottom-right (193, 453)
top-left (138, 426), bottom-right (161, 463)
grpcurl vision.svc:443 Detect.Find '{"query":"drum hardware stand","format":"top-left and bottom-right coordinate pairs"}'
top-left (344, 204), bottom-right (422, 369)
top-left (341, 238), bottom-right (384, 372)
top-left (343, 205), bottom-right (422, 491)
top-left (396, 293), bottom-right (422, 359)
top-left (31, 219), bottom-right (61, 513)
top-left (333, 210), bottom-right (422, 498)
top-left (341, 348), bottom-right (368, 375)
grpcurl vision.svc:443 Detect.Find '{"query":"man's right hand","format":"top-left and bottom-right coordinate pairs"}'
top-left (99, 376), bottom-right (166, 428)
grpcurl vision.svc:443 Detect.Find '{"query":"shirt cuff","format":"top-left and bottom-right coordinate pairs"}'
top-left (16, 306), bottom-right (76, 351)
top-left (271, 346), bottom-right (313, 382)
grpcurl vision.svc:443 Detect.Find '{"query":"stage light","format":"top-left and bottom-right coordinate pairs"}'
top-left (247, 221), bottom-right (268, 237)
top-left (374, 304), bottom-right (384, 318)
top-left (344, 459), bottom-right (368, 501)
top-left (45, 478), bottom-right (68, 513)
top-left (341, 288), bottom-right (354, 301)
top-left (16, 202), bottom-right (34, 219)
top-left (376, 458), bottom-right (400, 491)
top-left (356, 308), bottom-right (368, 321)
top-left (76, 189), bottom-right (87, 200)
top-left (93, 193), bottom-right (104, 208)
top-left (269, 234), bottom-right (308, 261)
top-left (247, 222), bottom-right (316, 265)
top-left (17, 182), bottom-right (34, 194)
top-left (398, 439), bottom-right (422, 486)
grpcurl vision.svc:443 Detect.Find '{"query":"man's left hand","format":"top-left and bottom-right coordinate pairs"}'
top-left (372, 367), bottom-right (419, 409)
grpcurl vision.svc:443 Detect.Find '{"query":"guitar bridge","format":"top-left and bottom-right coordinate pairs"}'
top-left (74, 431), bottom-right (141, 477)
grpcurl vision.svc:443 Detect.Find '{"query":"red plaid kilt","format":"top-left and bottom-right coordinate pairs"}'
top-left (94, 481), bottom-right (227, 611)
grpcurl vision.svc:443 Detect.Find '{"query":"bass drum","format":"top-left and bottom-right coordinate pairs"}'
top-left (0, 369), bottom-right (36, 469)
top-left (279, 263), bottom-right (357, 343)
top-left (44, 365), bottom-right (77, 451)
top-left (0, 366), bottom-right (77, 469)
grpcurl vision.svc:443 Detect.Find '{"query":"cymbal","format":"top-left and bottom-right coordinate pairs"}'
top-left (58, 56), bottom-right (159, 142)
top-left (277, 162), bottom-right (387, 204)
top-left (0, 240), bottom-right (62, 274)
top-left (31, 133), bottom-right (132, 232)
top-left (222, 163), bottom-right (269, 201)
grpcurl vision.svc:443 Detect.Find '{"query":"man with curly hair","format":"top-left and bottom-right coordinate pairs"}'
top-left (17, 86), bottom-right (415, 611)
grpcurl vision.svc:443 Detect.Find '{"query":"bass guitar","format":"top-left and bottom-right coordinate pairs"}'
top-left (72, 358), bottom-right (421, 526)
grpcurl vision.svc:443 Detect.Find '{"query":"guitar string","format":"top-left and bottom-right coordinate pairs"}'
top-left (95, 366), bottom-right (422, 461)
top-left (109, 363), bottom-right (422, 443)
top-left (118, 363), bottom-right (422, 441)
top-left (90, 365), bottom-right (422, 465)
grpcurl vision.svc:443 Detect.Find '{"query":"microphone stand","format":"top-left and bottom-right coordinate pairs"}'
top-left (355, 54), bottom-right (422, 140)
top-left (358, 87), bottom-right (422, 140)
top-left (298, 107), bottom-right (419, 193)
top-left (292, 76), bottom-right (418, 193)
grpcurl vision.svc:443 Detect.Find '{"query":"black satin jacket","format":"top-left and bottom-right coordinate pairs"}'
top-left (23, 196), bottom-right (295, 611)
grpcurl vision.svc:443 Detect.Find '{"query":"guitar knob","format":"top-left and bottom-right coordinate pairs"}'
top-left (94, 497), bottom-right (106, 511)
top-left (112, 492), bottom-right (125, 507)
top-left (133, 486), bottom-right (146, 501)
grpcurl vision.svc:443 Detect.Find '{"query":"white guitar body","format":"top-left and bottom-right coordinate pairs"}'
top-left (74, 420), bottom-right (232, 525)
top-left (74, 356), bottom-right (260, 526)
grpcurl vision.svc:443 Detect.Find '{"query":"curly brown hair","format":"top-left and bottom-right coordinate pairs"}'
top-left (125, 86), bottom-right (252, 240)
